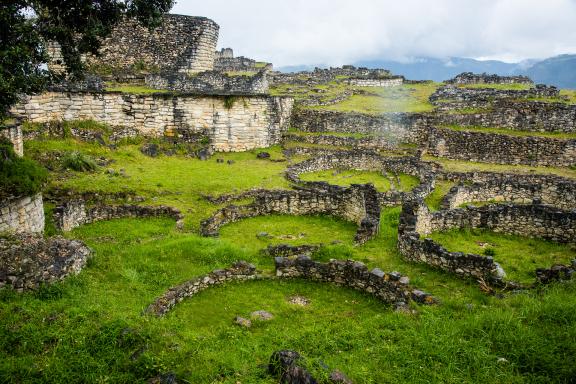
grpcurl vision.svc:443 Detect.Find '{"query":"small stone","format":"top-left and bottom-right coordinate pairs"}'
top-left (140, 143), bottom-right (159, 157)
top-left (329, 369), bottom-right (353, 384)
top-left (227, 159), bottom-right (235, 165)
top-left (251, 310), bottom-right (273, 321)
top-left (198, 148), bottom-right (210, 161)
top-left (216, 158), bottom-right (224, 163)
top-left (497, 357), bottom-right (509, 363)
top-left (257, 151), bottom-right (271, 159)
top-left (234, 316), bottom-right (251, 328)
top-left (256, 232), bottom-right (270, 239)
top-left (288, 295), bottom-right (310, 306)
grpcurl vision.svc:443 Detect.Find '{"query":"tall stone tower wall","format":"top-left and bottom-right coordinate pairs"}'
top-left (48, 14), bottom-right (219, 74)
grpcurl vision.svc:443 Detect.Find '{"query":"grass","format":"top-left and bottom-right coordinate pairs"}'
top-left (315, 83), bottom-right (440, 114)
top-left (441, 125), bottom-right (576, 139)
top-left (286, 129), bottom-right (372, 139)
top-left (3, 131), bottom-right (576, 382)
top-left (105, 84), bottom-right (171, 94)
top-left (429, 228), bottom-right (576, 284)
top-left (24, 139), bottom-right (290, 228)
top-left (298, 169), bottom-right (419, 192)
top-left (1, 212), bottom-right (575, 382)
top-left (559, 89), bottom-right (576, 104)
top-left (425, 180), bottom-right (457, 211)
top-left (424, 155), bottom-right (576, 179)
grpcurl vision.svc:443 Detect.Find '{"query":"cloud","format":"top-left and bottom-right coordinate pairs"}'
top-left (172, 0), bottom-right (576, 66)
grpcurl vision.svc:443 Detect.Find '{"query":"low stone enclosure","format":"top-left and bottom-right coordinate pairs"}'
top-left (430, 84), bottom-right (559, 106)
top-left (0, 234), bottom-right (91, 291)
top-left (0, 194), bottom-right (45, 234)
top-left (11, 91), bottom-right (294, 152)
top-left (201, 184), bottom-right (381, 245)
top-left (283, 132), bottom-right (400, 151)
top-left (398, 200), bottom-right (576, 285)
top-left (145, 258), bottom-right (435, 317)
top-left (145, 70), bottom-right (269, 95)
top-left (53, 200), bottom-right (183, 232)
top-left (446, 72), bottom-right (534, 85)
top-left (439, 172), bottom-right (576, 210)
top-left (423, 126), bottom-right (576, 167)
top-left (285, 150), bottom-right (435, 207)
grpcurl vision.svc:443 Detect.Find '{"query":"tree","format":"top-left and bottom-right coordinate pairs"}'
top-left (0, 0), bottom-right (174, 121)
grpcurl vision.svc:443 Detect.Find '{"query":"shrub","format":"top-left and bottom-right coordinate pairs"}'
top-left (483, 247), bottom-right (496, 257)
top-left (62, 151), bottom-right (98, 172)
top-left (0, 137), bottom-right (48, 198)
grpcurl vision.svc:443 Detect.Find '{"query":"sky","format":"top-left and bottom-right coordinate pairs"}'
top-left (172, 0), bottom-right (576, 67)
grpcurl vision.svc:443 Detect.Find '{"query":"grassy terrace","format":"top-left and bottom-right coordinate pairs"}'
top-left (299, 169), bottom-right (419, 192)
top-left (4, 124), bottom-right (576, 381)
top-left (440, 125), bottom-right (576, 139)
top-left (105, 84), bottom-right (171, 94)
top-left (424, 155), bottom-right (576, 179)
top-left (314, 83), bottom-right (440, 114)
top-left (430, 228), bottom-right (576, 284)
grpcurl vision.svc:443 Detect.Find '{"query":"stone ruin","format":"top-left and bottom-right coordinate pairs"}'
top-left (446, 72), bottom-right (534, 85)
top-left (214, 47), bottom-right (273, 73)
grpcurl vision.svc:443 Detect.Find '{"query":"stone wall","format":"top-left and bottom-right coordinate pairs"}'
top-left (53, 200), bottom-right (183, 232)
top-left (283, 132), bottom-right (398, 150)
top-left (0, 234), bottom-right (91, 291)
top-left (446, 72), bottom-right (533, 85)
top-left (291, 109), bottom-right (426, 143)
top-left (434, 100), bottom-right (576, 133)
top-left (0, 194), bottom-right (45, 234)
top-left (215, 48), bottom-right (234, 59)
top-left (269, 66), bottom-right (392, 87)
top-left (345, 77), bottom-right (404, 87)
top-left (440, 172), bottom-right (576, 210)
top-left (200, 184), bottom-right (381, 245)
top-left (0, 125), bottom-right (23, 157)
top-left (145, 261), bottom-right (258, 316)
top-left (275, 256), bottom-right (436, 305)
top-left (49, 14), bottom-right (219, 74)
top-left (214, 57), bottom-right (273, 73)
top-left (285, 151), bottom-right (436, 206)
top-left (145, 70), bottom-right (269, 95)
top-left (424, 126), bottom-right (576, 167)
top-left (430, 85), bottom-right (560, 106)
top-left (398, 200), bottom-right (576, 283)
top-left (11, 91), bottom-right (294, 152)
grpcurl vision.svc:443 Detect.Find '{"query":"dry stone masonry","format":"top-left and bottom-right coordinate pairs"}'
top-left (439, 172), bottom-right (576, 210)
top-left (0, 234), bottom-right (91, 291)
top-left (398, 200), bottom-right (576, 284)
top-left (200, 184), bottom-right (381, 245)
top-left (0, 125), bottom-right (23, 157)
top-left (145, 261), bottom-right (258, 316)
top-left (285, 151), bottom-right (436, 206)
top-left (53, 200), bottom-right (183, 232)
top-left (50, 14), bottom-right (219, 74)
top-left (446, 72), bottom-right (534, 85)
top-left (11, 91), bottom-right (294, 152)
top-left (0, 194), bottom-right (45, 234)
top-left (275, 256), bottom-right (436, 305)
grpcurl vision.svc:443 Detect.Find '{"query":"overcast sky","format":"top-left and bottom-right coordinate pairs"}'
top-left (172, 0), bottom-right (576, 67)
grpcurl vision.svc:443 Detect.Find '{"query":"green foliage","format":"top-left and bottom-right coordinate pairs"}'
top-left (224, 96), bottom-right (239, 109)
top-left (0, 0), bottom-right (174, 119)
top-left (0, 138), bottom-right (47, 198)
top-left (62, 151), bottom-right (98, 172)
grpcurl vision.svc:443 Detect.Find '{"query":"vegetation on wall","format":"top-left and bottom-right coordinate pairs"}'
top-left (0, 138), bottom-right (47, 199)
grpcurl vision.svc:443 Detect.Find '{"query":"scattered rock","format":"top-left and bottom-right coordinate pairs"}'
top-left (140, 143), bottom-right (159, 157)
top-left (288, 296), bottom-right (310, 306)
top-left (216, 158), bottom-right (224, 163)
top-left (257, 232), bottom-right (271, 239)
top-left (329, 369), bottom-right (353, 384)
top-left (227, 159), bottom-right (235, 165)
top-left (146, 372), bottom-right (178, 384)
top-left (257, 152), bottom-right (271, 159)
top-left (281, 365), bottom-right (318, 384)
top-left (234, 316), bottom-right (252, 328)
top-left (198, 148), bottom-right (210, 161)
top-left (269, 350), bottom-right (302, 376)
top-left (251, 310), bottom-right (273, 321)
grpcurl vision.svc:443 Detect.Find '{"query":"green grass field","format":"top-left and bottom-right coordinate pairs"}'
top-left (2, 123), bottom-right (576, 383)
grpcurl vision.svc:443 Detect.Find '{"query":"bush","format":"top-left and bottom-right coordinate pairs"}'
top-left (483, 247), bottom-right (496, 256)
top-left (62, 151), bottom-right (98, 172)
top-left (0, 137), bottom-right (48, 198)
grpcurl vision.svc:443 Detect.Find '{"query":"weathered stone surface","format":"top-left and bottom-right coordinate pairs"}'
top-left (11, 92), bottom-right (294, 152)
top-left (234, 316), bottom-right (252, 328)
top-left (251, 310), bottom-right (273, 321)
top-left (398, 200), bottom-right (576, 284)
top-left (200, 184), bottom-right (381, 245)
top-left (275, 256), bottom-right (435, 305)
top-left (285, 150), bottom-right (436, 207)
top-left (145, 261), bottom-right (257, 316)
top-left (53, 200), bottom-right (183, 232)
top-left (0, 234), bottom-right (91, 291)
top-left (0, 124), bottom-right (23, 157)
top-left (49, 14), bottom-right (219, 74)
top-left (440, 172), bottom-right (576, 210)
top-left (0, 194), bottom-right (45, 234)
top-left (446, 72), bottom-right (533, 85)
